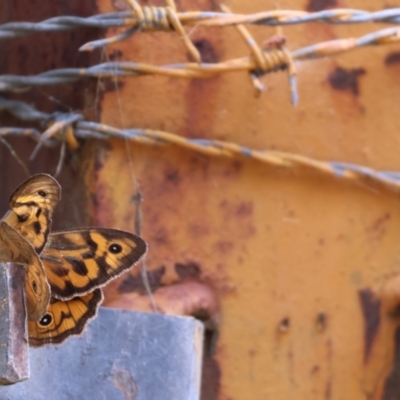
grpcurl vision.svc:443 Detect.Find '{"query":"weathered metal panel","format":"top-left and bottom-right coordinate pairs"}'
top-left (89, 1), bottom-right (400, 399)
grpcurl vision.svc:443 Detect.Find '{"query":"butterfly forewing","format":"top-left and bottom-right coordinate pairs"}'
top-left (28, 289), bottom-right (103, 347)
top-left (41, 228), bottom-right (147, 300)
top-left (4, 174), bottom-right (61, 254)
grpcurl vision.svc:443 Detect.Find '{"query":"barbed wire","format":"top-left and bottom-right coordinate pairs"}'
top-left (2, 6), bottom-right (400, 43)
top-left (1, 96), bottom-right (400, 191)
top-left (2, 3), bottom-right (400, 186)
top-left (1, 25), bottom-right (400, 106)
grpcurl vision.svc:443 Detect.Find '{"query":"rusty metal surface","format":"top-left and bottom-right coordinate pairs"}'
top-left (0, 307), bottom-right (204, 400)
top-left (0, 263), bottom-right (29, 385)
top-left (88, 1), bottom-right (400, 399)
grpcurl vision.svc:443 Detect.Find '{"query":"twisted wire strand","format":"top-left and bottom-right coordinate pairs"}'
top-left (2, 8), bottom-right (400, 41)
top-left (0, 25), bottom-right (398, 105)
top-left (0, 26), bottom-right (398, 87)
top-left (1, 97), bottom-right (400, 193)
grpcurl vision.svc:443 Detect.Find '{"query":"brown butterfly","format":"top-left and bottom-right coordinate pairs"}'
top-left (0, 174), bottom-right (147, 346)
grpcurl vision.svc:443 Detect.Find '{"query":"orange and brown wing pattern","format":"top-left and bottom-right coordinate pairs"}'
top-left (28, 289), bottom-right (103, 347)
top-left (4, 174), bottom-right (61, 253)
top-left (41, 228), bottom-right (147, 300)
top-left (0, 221), bottom-right (50, 321)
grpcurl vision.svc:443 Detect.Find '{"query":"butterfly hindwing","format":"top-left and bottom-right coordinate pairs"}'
top-left (4, 174), bottom-right (61, 254)
top-left (41, 228), bottom-right (147, 300)
top-left (28, 289), bottom-right (103, 347)
top-left (0, 221), bottom-right (50, 321)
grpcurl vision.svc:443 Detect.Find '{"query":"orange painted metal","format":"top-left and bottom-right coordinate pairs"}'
top-left (89, 0), bottom-right (400, 399)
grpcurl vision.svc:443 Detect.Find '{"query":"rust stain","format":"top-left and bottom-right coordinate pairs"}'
top-left (164, 169), bottom-right (182, 185)
top-left (212, 241), bottom-right (234, 254)
top-left (358, 289), bottom-right (381, 363)
top-left (325, 381), bottom-right (332, 400)
top-left (366, 212), bottom-right (391, 242)
top-left (316, 312), bottom-right (328, 331)
top-left (385, 51), bottom-right (400, 66)
top-left (219, 199), bottom-right (254, 219)
top-left (278, 317), bottom-right (290, 332)
top-left (306, 0), bottom-right (338, 11)
top-left (93, 143), bottom-right (112, 173)
top-left (328, 67), bottom-right (366, 96)
top-left (310, 365), bottom-right (320, 376)
top-left (118, 265), bottom-right (166, 293)
top-left (383, 327), bottom-right (400, 400)
top-left (175, 261), bottom-right (202, 280)
top-left (369, 212), bottom-right (391, 232)
top-left (108, 49), bottom-right (123, 61)
top-left (236, 202), bottom-right (254, 217)
top-left (184, 36), bottom-right (222, 139)
top-left (222, 160), bottom-right (243, 178)
top-left (325, 339), bottom-right (333, 400)
top-left (188, 223), bottom-right (210, 237)
top-left (194, 38), bottom-right (219, 63)
top-left (191, 0), bottom-right (220, 13)
top-left (152, 226), bottom-right (170, 246)
top-left (97, 77), bottom-right (125, 94)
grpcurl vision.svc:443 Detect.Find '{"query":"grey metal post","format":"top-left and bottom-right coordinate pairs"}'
top-left (0, 263), bottom-right (29, 384)
top-left (0, 307), bottom-right (204, 399)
